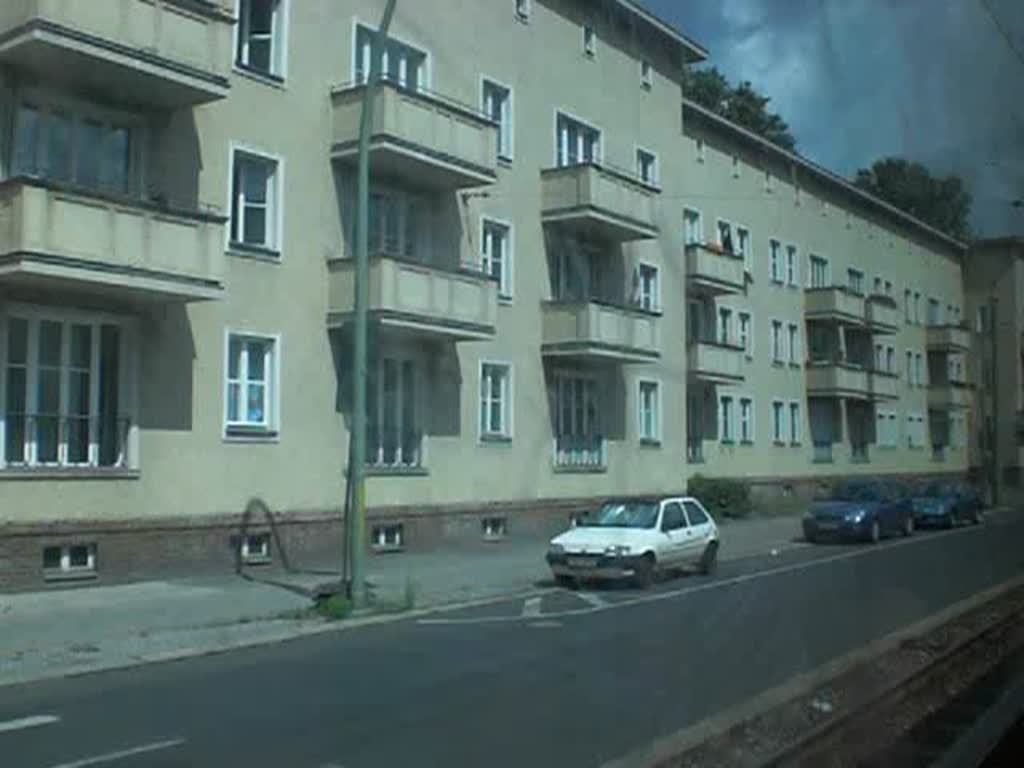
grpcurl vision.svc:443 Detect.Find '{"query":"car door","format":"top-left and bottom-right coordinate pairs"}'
top-left (658, 500), bottom-right (689, 565)
top-left (682, 500), bottom-right (713, 563)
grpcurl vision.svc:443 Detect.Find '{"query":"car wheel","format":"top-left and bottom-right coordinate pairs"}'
top-left (632, 553), bottom-right (655, 589)
top-left (902, 515), bottom-right (914, 537)
top-left (869, 519), bottom-right (881, 544)
top-left (805, 530), bottom-right (817, 544)
top-left (972, 508), bottom-right (985, 525)
top-left (699, 541), bottom-right (719, 575)
top-left (555, 574), bottom-right (578, 590)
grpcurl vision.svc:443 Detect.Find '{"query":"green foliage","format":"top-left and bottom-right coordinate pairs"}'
top-left (854, 158), bottom-right (972, 241)
top-left (315, 593), bottom-right (353, 621)
top-left (687, 474), bottom-right (752, 519)
top-left (682, 66), bottom-right (797, 152)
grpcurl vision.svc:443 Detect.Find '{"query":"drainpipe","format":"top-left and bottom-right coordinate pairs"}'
top-left (990, 295), bottom-right (1000, 507)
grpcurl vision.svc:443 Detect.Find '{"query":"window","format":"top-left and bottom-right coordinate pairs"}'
top-left (684, 501), bottom-right (710, 526)
top-left (873, 276), bottom-right (883, 295)
top-left (886, 346), bottom-right (895, 374)
top-left (640, 60), bottom-right (652, 89)
top-left (236, 0), bottom-right (285, 78)
top-left (736, 227), bottom-right (751, 272)
top-left (695, 138), bottom-right (705, 163)
top-left (789, 402), bottom-right (801, 444)
top-left (915, 353), bottom-right (925, 387)
top-left (906, 350), bottom-right (914, 384)
top-left (719, 396), bottom-right (734, 443)
top-left (372, 524), bottom-right (404, 551)
top-left (905, 290), bottom-right (913, 323)
top-left (772, 401), bottom-right (785, 443)
top-left (977, 305), bottom-right (990, 333)
top-left (885, 280), bottom-right (893, 296)
top-left (847, 268), bottom-right (864, 295)
top-left (12, 103), bottom-right (134, 195)
top-left (717, 220), bottom-right (735, 253)
top-left (481, 218), bottom-right (512, 299)
top-left (369, 186), bottom-right (428, 261)
top-left (3, 311), bottom-right (133, 469)
top-left (764, 168), bottom-right (773, 192)
top-left (787, 323), bottom-right (800, 365)
top-left (635, 263), bottom-right (659, 311)
top-left (638, 380), bottom-right (660, 442)
top-left (907, 414), bottom-right (925, 449)
top-left (661, 502), bottom-right (686, 531)
top-left (928, 298), bottom-right (942, 327)
top-left (582, 25), bottom-right (596, 57)
top-left (42, 544), bottom-right (96, 576)
top-left (226, 334), bottom-right (278, 435)
top-left (552, 374), bottom-right (602, 468)
top-left (355, 24), bottom-right (426, 89)
top-left (771, 320), bottom-right (784, 363)
top-left (876, 410), bottom-right (899, 448)
top-left (556, 112), bottom-right (600, 166)
top-left (718, 307), bottom-right (733, 346)
top-left (785, 246), bottom-right (798, 285)
top-left (482, 80), bottom-right (513, 161)
top-left (636, 148), bottom-right (658, 186)
top-left (368, 356), bottom-right (422, 469)
top-left (738, 312), bottom-right (752, 356)
top-left (684, 208), bottom-right (703, 245)
top-left (230, 149), bottom-right (280, 252)
top-left (732, 155), bottom-right (741, 178)
top-left (241, 534), bottom-right (270, 563)
top-left (810, 255), bottom-right (829, 288)
top-left (739, 398), bottom-right (754, 443)
top-left (515, 0), bottom-right (531, 21)
top-left (914, 292), bottom-right (921, 324)
top-left (769, 240), bottom-right (782, 282)
top-left (480, 363), bottom-right (512, 439)
top-left (482, 516), bottom-right (508, 539)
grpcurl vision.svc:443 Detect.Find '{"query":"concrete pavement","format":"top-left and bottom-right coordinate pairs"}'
top-left (1, 510), bottom-right (1021, 767)
top-left (0, 510), bottom-right (808, 689)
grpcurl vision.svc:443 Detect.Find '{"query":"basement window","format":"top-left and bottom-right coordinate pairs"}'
top-left (241, 533), bottom-right (271, 564)
top-left (372, 524), bottom-right (405, 552)
top-left (42, 543), bottom-right (97, 580)
top-left (482, 516), bottom-right (508, 541)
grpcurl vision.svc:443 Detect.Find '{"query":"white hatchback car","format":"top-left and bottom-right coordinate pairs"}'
top-left (546, 496), bottom-right (720, 588)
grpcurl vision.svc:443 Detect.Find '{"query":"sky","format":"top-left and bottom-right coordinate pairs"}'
top-left (640, 0), bottom-right (1024, 239)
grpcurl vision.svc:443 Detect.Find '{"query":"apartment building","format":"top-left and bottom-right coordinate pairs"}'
top-left (964, 238), bottom-right (1024, 504)
top-left (0, 0), bottom-right (970, 591)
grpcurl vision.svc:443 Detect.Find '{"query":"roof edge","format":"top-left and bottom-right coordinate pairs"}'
top-left (682, 99), bottom-right (968, 254)
top-left (617, 1), bottom-right (708, 63)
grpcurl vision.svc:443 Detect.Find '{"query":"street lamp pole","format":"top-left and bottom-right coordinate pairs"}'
top-left (348, 0), bottom-right (398, 606)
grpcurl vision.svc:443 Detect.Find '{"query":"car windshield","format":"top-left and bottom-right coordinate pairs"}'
top-left (831, 483), bottom-right (884, 502)
top-left (581, 502), bottom-right (659, 529)
top-left (917, 481), bottom-right (952, 497)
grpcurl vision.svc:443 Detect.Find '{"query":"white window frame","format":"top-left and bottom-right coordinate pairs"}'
top-left (637, 378), bottom-right (661, 443)
top-left (683, 207), bottom-right (703, 246)
top-left (787, 322), bottom-right (801, 365)
top-left (771, 399), bottom-right (785, 444)
top-left (736, 225), bottom-right (752, 273)
top-left (479, 361), bottom-right (513, 440)
top-left (514, 0), bottom-right (531, 22)
top-left (553, 109), bottom-right (602, 167)
top-left (906, 349), bottom-right (914, 385)
top-left (915, 352), bottom-right (925, 387)
top-left (695, 137), bottom-right (706, 163)
top-left (731, 154), bottom-right (741, 178)
top-left (352, 21), bottom-right (431, 90)
top-left (640, 59), bottom-right (653, 89)
top-left (227, 143), bottom-right (284, 255)
top-left (716, 218), bottom-right (735, 254)
top-left (771, 319), bottom-right (785, 363)
top-left (718, 306), bottom-right (734, 346)
top-left (635, 262), bottom-right (660, 312)
top-left (739, 396), bottom-right (754, 444)
top-left (482, 76), bottom-right (514, 162)
top-left (480, 215), bottom-right (514, 300)
top-left (738, 312), bottom-right (753, 357)
top-left (582, 25), bottom-right (596, 57)
top-left (789, 401), bottom-right (802, 445)
top-left (223, 331), bottom-right (281, 439)
top-left (809, 255), bottom-right (829, 289)
top-left (769, 239), bottom-right (782, 283)
top-left (785, 245), bottom-right (798, 286)
top-left (43, 543), bottom-right (97, 575)
top-left (719, 395), bottom-right (735, 444)
top-left (234, 0), bottom-right (289, 80)
top-left (635, 145), bottom-right (659, 187)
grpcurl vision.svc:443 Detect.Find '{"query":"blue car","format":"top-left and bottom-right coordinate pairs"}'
top-left (803, 480), bottom-right (915, 544)
top-left (912, 480), bottom-right (984, 528)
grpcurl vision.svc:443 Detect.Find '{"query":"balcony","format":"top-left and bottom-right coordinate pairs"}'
top-left (804, 287), bottom-right (866, 325)
top-left (926, 324), bottom-right (972, 352)
top-left (687, 341), bottom-right (744, 385)
top-left (865, 295), bottom-right (900, 334)
top-left (685, 243), bottom-right (745, 296)
top-left (330, 79), bottom-right (498, 190)
top-left (928, 382), bottom-right (973, 411)
top-left (541, 301), bottom-right (660, 364)
top-left (0, 177), bottom-right (225, 302)
top-left (540, 163), bottom-right (658, 242)
top-left (553, 435), bottom-right (606, 472)
top-left (327, 255), bottom-right (498, 341)
top-left (806, 362), bottom-right (871, 399)
top-left (868, 371), bottom-right (900, 400)
top-left (0, 0), bottom-right (232, 108)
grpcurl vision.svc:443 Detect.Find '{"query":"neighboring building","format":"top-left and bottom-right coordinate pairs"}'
top-left (964, 238), bottom-right (1024, 504)
top-left (0, 0), bottom-right (971, 591)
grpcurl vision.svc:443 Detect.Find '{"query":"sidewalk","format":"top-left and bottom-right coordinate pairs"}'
top-left (0, 511), bottom-right (805, 688)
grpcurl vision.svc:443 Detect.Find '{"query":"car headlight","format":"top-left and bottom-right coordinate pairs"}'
top-left (604, 544), bottom-right (631, 557)
top-left (845, 509), bottom-right (867, 523)
top-left (549, 543), bottom-right (565, 555)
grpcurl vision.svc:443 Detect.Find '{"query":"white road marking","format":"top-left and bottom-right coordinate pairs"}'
top-left (47, 738), bottom-right (185, 767)
top-left (521, 597), bottom-right (542, 618)
top-left (0, 714), bottom-right (60, 734)
top-left (419, 522), bottom-right (1000, 626)
top-left (577, 591), bottom-right (608, 609)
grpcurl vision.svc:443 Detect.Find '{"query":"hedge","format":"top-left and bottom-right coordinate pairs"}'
top-left (687, 474), bottom-right (752, 519)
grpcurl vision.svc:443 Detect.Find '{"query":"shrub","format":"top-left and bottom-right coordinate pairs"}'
top-left (315, 593), bottom-right (352, 621)
top-left (687, 474), bottom-right (752, 519)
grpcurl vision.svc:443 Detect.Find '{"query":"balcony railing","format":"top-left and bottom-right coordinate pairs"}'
top-left (540, 162), bottom-right (658, 242)
top-left (927, 381), bottom-right (973, 411)
top-left (541, 300), bottom-right (660, 363)
top-left (687, 340), bottom-right (745, 384)
top-left (806, 361), bottom-right (871, 399)
top-left (327, 255), bottom-right (498, 342)
top-left (366, 428), bottom-right (424, 472)
top-left (865, 295), bottom-right (900, 334)
top-left (0, 177), bottom-right (226, 302)
top-left (685, 242), bottom-right (746, 295)
top-left (932, 443), bottom-right (947, 462)
top-left (2, 414), bottom-right (132, 471)
top-left (0, 0), bottom-right (232, 107)
top-left (553, 435), bottom-right (606, 471)
top-left (331, 79), bottom-right (498, 190)
top-left (804, 286), bottom-right (866, 325)
top-left (687, 438), bottom-right (704, 464)
top-left (926, 324), bottom-right (972, 352)
top-left (868, 370), bottom-right (900, 400)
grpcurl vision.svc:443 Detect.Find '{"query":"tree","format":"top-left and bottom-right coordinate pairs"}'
top-left (854, 158), bottom-right (973, 241)
top-left (682, 66), bottom-right (797, 152)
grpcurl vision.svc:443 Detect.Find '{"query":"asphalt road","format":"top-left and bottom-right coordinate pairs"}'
top-left (3, 511), bottom-right (1024, 768)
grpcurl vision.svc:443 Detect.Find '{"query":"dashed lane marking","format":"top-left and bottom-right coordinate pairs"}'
top-left (47, 738), bottom-right (185, 768)
top-left (577, 591), bottom-right (608, 609)
top-left (521, 597), bottom-right (542, 618)
top-left (0, 715), bottom-right (60, 734)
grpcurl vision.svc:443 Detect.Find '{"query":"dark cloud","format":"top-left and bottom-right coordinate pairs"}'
top-left (642, 0), bottom-right (1024, 238)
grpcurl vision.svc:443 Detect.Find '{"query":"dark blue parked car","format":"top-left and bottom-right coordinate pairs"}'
top-left (803, 480), bottom-right (915, 544)
top-left (912, 480), bottom-right (984, 528)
